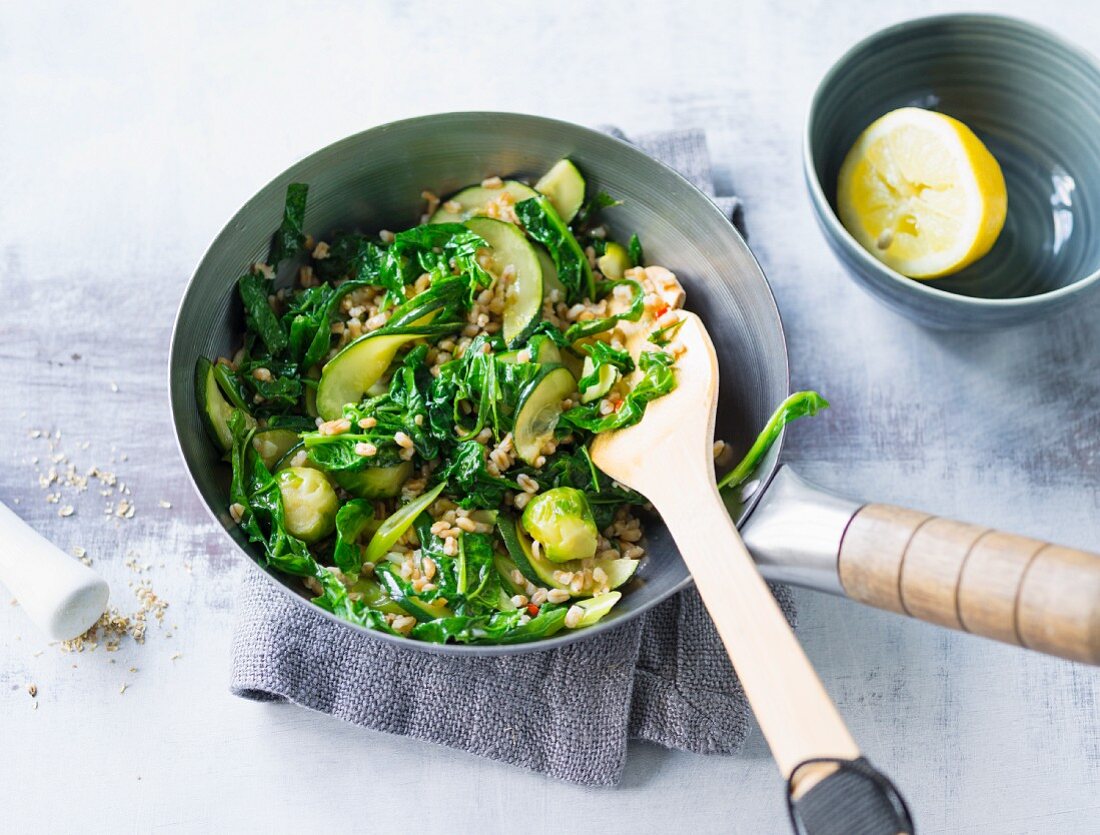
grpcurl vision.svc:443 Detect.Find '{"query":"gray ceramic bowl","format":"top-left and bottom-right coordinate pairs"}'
top-left (169, 112), bottom-right (789, 655)
top-left (805, 14), bottom-right (1100, 329)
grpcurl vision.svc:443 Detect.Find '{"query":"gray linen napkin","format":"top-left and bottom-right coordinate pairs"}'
top-left (230, 128), bottom-right (795, 787)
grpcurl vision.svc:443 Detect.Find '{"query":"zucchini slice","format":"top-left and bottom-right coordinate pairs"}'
top-left (527, 333), bottom-right (562, 365)
top-left (251, 428), bottom-right (300, 470)
top-left (572, 591), bottom-right (622, 627)
top-left (316, 330), bottom-right (422, 420)
top-left (195, 357), bottom-right (252, 452)
top-left (212, 362), bottom-right (251, 411)
top-left (578, 356), bottom-right (620, 404)
top-left (374, 563), bottom-right (453, 622)
top-left (494, 552), bottom-right (527, 595)
top-left (464, 217), bottom-right (542, 347)
top-left (535, 159), bottom-right (586, 224)
top-left (596, 241), bottom-right (632, 280)
top-left (429, 180), bottom-right (537, 224)
top-left (535, 246), bottom-right (567, 301)
top-left (349, 575), bottom-right (404, 616)
top-left (498, 334), bottom-right (560, 366)
top-left (497, 515), bottom-right (638, 593)
top-left (364, 481), bottom-right (447, 563)
top-left (332, 461), bottom-right (413, 499)
top-left (513, 365), bottom-right (575, 465)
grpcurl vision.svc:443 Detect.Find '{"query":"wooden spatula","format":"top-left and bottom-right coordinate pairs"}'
top-left (591, 311), bottom-right (909, 831)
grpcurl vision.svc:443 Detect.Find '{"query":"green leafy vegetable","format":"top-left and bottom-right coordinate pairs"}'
top-left (717, 391), bottom-right (829, 491)
top-left (381, 223), bottom-right (491, 305)
top-left (563, 279), bottom-right (644, 342)
top-left (237, 272), bottom-right (287, 355)
top-left (577, 341), bottom-right (634, 393)
top-left (268, 182), bottom-right (309, 267)
top-left (514, 194), bottom-right (595, 303)
top-left (574, 190), bottom-right (622, 229)
top-left (561, 350), bottom-right (676, 434)
top-left (438, 440), bottom-right (519, 509)
top-left (226, 409), bottom-right (395, 633)
top-left (332, 499), bottom-right (375, 574)
top-left (203, 171), bottom-right (829, 646)
top-left (647, 316), bottom-right (684, 348)
top-left (628, 233), bottom-right (644, 266)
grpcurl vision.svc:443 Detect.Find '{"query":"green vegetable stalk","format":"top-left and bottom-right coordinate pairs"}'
top-left (717, 391), bottom-right (830, 491)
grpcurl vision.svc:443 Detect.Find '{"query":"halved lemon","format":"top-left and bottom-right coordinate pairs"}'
top-left (837, 107), bottom-right (1007, 279)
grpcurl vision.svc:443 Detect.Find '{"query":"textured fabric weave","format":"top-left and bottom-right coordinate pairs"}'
top-left (230, 128), bottom-right (795, 786)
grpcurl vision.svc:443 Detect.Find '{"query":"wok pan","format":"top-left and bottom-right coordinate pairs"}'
top-left (169, 112), bottom-right (1100, 663)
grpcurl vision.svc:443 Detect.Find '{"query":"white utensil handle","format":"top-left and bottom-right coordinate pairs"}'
top-left (0, 501), bottom-right (109, 640)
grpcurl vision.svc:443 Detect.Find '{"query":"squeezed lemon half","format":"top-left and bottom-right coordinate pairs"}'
top-left (837, 107), bottom-right (1007, 279)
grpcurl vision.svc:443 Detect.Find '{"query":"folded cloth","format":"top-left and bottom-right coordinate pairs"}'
top-left (230, 128), bottom-right (794, 787)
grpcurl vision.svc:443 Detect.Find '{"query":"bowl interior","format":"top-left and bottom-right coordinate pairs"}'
top-left (170, 113), bottom-right (789, 654)
top-left (809, 14), bottom-right (1100, 300)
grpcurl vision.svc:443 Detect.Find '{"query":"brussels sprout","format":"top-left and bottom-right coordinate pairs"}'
top-left (276, 467), bottom-right (338, 543)
top-left (521, 487), bottom-right (598, 563)
top-left (332, 462), bottom-right (413, 499)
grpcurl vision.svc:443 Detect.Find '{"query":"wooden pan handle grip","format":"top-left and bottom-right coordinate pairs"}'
top-left (838, 504), bottom-right (1100, 665)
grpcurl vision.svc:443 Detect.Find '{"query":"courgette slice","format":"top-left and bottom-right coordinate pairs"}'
top-left (513, 365), bottom-right (575, 466)
top-left (494, 552), bottom-right (527, 596)
top-left (572, 591), bottom-right (622, 627)
top-left (212, 362), bottom-right (251, 411)
top-left (497, 515), bottom-right (638, 593)
top-left (364, 481), bottom-right (447, 563)
top-left (195, 357), bottom-right (252, 452)
top-left (528, 333), bottom-right (562, 365)
top-left (596, 241), bottom-right (632, 280)
top-left (273, 441), bottom-right (310, 472)
top-left (464, 217), bottom-right (542, 347)
top-left (317, 329), bottom-right (426, 420)
top-left (535, 247), bottom-right (567, 301)
top-left (578, 356), bottom-right (620, 404)
top-left (498, 334), bottom-right (562, 365)
top-left (535, 159), bottom-right (586, 224)
top-left (374, 563), bottom-right (453, 622)
top-left (251, 428), bottom-right (300, 470)
top-left (333, 461), bottom-right (414, 499)
top-left (304, 366), bottom-right (320, 418)
top-left (349, 575), bottom-right (404, 616)
top-left (429, 180), bottom-right (538, 224)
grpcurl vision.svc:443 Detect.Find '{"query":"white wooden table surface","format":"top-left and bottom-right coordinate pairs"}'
top-left (3, 1), bottom-right (1098, 832)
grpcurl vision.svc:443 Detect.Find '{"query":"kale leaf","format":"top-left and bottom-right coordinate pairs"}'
top-left (268, 183), bottom-right (309, 267)
top-left (438, 440), bottom-right (519, 508)
top-left (238, 272), bottom-right (287, 355)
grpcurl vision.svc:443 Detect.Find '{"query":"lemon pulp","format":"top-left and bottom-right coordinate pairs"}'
top-left (837, 107), bottom-right (1007, 279)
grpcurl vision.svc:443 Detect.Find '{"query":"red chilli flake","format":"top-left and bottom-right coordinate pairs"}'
top-left (526, 603), bottom-right (540, 617)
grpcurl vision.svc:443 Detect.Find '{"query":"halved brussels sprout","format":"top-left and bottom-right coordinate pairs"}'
top-left (521, 486), bottom-right (598, 563)
top-left (276, 467), bottom-right (339, 543)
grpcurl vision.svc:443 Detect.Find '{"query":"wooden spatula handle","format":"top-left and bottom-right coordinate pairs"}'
top-left (839, 503), bottom-right (1100, 664)
top-left (661, 480), bottom-right (860, 780)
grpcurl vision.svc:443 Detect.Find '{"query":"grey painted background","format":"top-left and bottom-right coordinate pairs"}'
top-left (1, 1), bottom-right (1097, 832)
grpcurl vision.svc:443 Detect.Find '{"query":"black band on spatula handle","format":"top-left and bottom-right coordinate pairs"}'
top-left (788, 757), bottom-right (914, 835)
